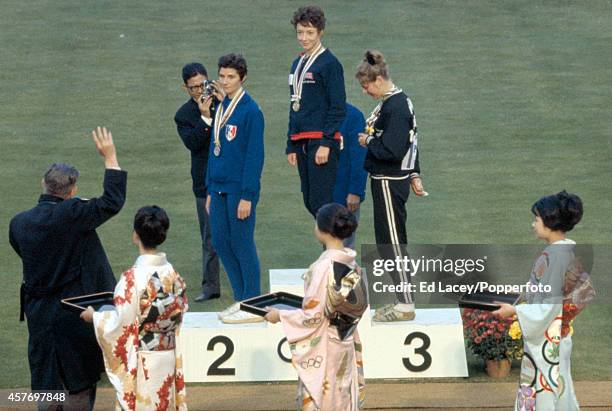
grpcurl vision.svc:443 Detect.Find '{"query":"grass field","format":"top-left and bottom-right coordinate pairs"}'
top-left (1, 0), bottom-right (611, 388)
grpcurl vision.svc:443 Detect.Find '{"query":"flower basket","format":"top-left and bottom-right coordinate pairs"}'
top-left (461, 308), bottom-right (523, 376)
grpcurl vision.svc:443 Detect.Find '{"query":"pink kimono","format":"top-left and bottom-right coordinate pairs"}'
top-left (93, 253), bottom-right (188, 411)
top-left (279, 248), bottom-right (365, 411)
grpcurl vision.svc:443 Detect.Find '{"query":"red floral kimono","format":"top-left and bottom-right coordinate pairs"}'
top-left (93, 253), bottom-right (188, 410)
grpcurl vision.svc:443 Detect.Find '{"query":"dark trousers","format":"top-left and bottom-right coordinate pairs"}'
top-left (296, 140), bottom-right (339, 217)
top-left (196, 196), bottom-right (220, 293)
top-left (371, 177), bottom-right (414, 304)
top-left (209, 192), bottom-right (261, 301)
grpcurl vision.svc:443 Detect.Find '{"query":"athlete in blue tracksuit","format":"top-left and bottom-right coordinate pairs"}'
top-left (332, 103), bottom-right (368, 249)
top-left (206, 54), bottom-right (264, 316)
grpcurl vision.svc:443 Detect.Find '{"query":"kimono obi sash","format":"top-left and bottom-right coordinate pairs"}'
top-left (324, 262), bottom-right (368, 340)
top-left (137, 268), bottom-right (187, 351)
top-left (561, 259), bottom-right (595, 337)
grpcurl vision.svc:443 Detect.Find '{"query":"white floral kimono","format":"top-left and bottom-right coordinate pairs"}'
top-left (515, 240), bottom-right (593, 411)
top-left (93, 253), bottom-right (188, 411)
top-left (279, 248), bottom-right (366, 411)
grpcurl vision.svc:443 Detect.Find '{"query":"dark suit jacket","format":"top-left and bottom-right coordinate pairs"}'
top-left (174, 98), bottom-right (215, 198)
top-left (9, 169), bottom-right (127, 392)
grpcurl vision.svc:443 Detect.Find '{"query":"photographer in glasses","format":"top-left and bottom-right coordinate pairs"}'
top-left (174, 62), bottom-right (224, 302)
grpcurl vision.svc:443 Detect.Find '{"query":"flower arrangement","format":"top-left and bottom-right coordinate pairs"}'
top-left (461, 308), bottom-right (523, 361)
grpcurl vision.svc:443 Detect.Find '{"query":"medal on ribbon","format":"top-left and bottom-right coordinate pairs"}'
top-left (291, 44), bottom-right (325, 112)
top-left (213, 88), bottom-right (246, 157)
top-left (364, 85), bottom-right (402, 136)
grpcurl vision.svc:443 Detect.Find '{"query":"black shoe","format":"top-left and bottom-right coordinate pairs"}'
top-left (194, 291), bottom-right (220, 302)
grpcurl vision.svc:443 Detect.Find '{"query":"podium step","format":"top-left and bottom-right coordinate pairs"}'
top-left (182, 312), bottom-right (267, 329)
top-left (178, 269), bottom-right (468, 382)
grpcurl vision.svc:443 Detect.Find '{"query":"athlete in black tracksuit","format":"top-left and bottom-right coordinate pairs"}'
top-left (364, 87), bottom-right (420, 306)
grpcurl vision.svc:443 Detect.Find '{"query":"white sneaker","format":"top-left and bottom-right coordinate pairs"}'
top-left (373, 303), bottom-right (416, 322)
top-left (221, 309), bottom-right (264, 324)
top-left (217, 302), bottom-right (241, 320)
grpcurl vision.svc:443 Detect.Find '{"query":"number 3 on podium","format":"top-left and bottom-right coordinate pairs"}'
top-left (402, 332), bottom-right (432, 372)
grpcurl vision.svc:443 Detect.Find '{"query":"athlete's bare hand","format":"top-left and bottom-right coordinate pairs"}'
top-left (237, 199), bottom-right (252, 220)
top-left (315, 146), bottom-right (330, 165)
top-left (287, 153), bottom-right (297, 167)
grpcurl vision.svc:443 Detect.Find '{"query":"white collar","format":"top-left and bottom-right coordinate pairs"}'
top-left (134, 252), bottom-right (168, 267)
top-left (552, 239), bottom-right (576, 244)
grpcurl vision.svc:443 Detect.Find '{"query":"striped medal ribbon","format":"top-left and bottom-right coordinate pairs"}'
top-left (213, 88), bottom-right (246, 156)
top-left (364, 85), bottom-right (402, 135)
top-left (291, 44), bottom-right (326, 112)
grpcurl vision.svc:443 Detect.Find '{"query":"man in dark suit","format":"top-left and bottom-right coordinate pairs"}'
top-left (174, 62), bottom-right (223, 302)
top-left (9, 127), bottom-right (127, 410)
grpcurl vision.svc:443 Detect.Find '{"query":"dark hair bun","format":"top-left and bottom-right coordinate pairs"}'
top-left (316, 203), bottom-right (358, 240)
top-left (134, 205), bottom-right (170, 249)
top-left (356, 50), bottom-right (389, 83)
top-left (365, 50), bottom-right (385, 66)
top-left (365, 51), bottom-right (376, 65)
top-left (556, 190), bottom-right (583, 232)
top-left (531, 190), bottom-right (583, 232)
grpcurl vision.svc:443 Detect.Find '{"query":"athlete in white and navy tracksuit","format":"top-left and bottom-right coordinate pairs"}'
top-left (364, 89), bottom-right (420, 304)
top-left (206, 91), bottom-right (264, 301)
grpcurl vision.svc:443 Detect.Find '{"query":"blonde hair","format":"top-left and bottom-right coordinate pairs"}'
top-left (355, 50), bottom-right (389, 84)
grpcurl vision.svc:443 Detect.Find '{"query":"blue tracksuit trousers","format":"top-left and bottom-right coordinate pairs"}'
top-left (209, 192), bottom-right (261, 301)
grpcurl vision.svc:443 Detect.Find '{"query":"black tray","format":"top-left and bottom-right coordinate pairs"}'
top-left (240, 292), bottom-right (304, 317)
top-left (61, 292), bottom-right (115, 314)
top-left (458, 291), bottom-right (521, 311)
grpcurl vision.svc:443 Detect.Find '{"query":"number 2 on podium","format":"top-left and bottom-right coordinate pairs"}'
top-left (206, 335), bottom-right (235, 376)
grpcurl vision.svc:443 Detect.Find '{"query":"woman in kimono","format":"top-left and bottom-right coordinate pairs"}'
top-left (494, 191), bottom-right (593, 411)
top-left (81, 206), bottom-right (188, 411)
top-left (265, 203), bottom-right (367, 411)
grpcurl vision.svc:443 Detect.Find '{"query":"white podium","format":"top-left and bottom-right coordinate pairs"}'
top-left (178, 269), bottom-right (468, 382)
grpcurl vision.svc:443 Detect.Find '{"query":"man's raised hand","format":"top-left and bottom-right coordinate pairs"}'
top-left (92, 126), bottom-right (119, 169)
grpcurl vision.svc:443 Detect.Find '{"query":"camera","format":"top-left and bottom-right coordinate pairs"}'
top-left (200, 80), bottom-right (217, 102)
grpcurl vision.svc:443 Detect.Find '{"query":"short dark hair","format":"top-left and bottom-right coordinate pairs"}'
top-left (182, 62), bottom-right (208, 84)
top-left (316, 203), bottom-right (358, 240)
top-left (43, 163), bottom-right (79, 197)
top-left (291, 6), bottom-right (326, 32)
top-left (134, 206), bottom-right (170, 249)
top-left (218, 53), bottom-right (248, 80)
top-left (531, 190), bottom-right (583, 233)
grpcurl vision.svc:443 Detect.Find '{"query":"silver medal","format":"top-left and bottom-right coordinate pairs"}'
top-left (292, 101), bottom-right (300, 112)
top-left (213, 145), bottom-right (221, 157)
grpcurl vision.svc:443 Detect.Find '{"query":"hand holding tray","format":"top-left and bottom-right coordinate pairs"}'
top-left (458, 291), bottom-right (521, 311)
top-left (61, 292), bottom-right (114, 314)
top-left (240, 292), bottom-right (303, 317)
